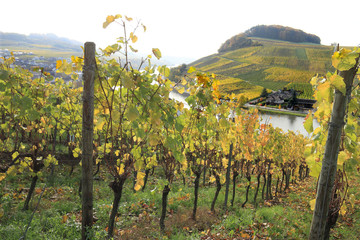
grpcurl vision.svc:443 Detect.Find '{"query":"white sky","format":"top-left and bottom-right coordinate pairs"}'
top-left (1, 0), bottom-right (359, 61)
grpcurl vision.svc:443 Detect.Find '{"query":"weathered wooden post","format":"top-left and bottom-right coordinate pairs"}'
top-left (224, 116), bottom-right (235, 209)
top-left (81, 42), bottom-right (95, 240)
top-left (309, 46), bottom-right (359, 240)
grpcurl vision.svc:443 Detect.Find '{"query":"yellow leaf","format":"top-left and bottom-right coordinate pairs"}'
top-left (115, 150), bottom-right (120, 157)
top-left (337, 151), bottom-right (347, 166)
top-left (117, 164), bottom-right (125, 175)
top-left (12, 151), bottom-right (19, 160)
top-left (62, 214), bottom-right (68, 223)
top-left (309, 198), bottom-right (316, 211)
top-left (222, 158), bottom-right (228, 168)
top-left (0, 173), bottom-right (6, 182)
top-left (125, 16), bottom-right (133, 21)
top-left (152, 48), bottom-right (161, 60)
top-left (130, 32), bottom-right (138, 43)
top-left (339, 204), bottom-right (347, 215)
top-left (103, 15), bottom-right (116, 29)
top-left (56, 60), bottom-right (62, 69)
top-left (95, 117), bottom-right (106, 131)
top-left (188, 66), bottom-right (196, 74)
top-left (178, 87), bottom-right (185, 94)
top-left (134, 184), bottom-right (141, 191)
top-left (330, 74), bottom-right (346, 95)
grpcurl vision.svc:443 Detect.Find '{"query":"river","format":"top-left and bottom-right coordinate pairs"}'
top-left (259, 112), bottom-right (319, 137)
top-left (169, 91), bottom-right (319, 136)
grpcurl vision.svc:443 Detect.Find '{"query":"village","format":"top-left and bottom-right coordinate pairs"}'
top-left (0, 49), bottom-right (74, 81)
top-left (247, 88), bottom-right (316, 114)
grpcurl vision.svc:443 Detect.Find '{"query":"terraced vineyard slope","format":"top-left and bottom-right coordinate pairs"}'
top-left (189, 32), bottom-right (334, 99)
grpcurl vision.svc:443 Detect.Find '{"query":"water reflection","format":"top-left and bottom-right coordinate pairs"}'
top-left (259, 112), bottom-right (319, 137)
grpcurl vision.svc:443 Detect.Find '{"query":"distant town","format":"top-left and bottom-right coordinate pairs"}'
top-left (0, 49), bottom-right (79, 81)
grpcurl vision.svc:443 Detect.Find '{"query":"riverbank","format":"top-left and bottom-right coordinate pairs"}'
top-left (244, 103), bottom-right (308, 117)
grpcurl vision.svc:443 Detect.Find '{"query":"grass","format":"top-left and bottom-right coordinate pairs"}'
top-left (1, 164), bottom-right (360, 239)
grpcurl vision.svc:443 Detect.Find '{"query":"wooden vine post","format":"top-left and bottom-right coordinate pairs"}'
top-left (81, 42), bottom-right (95, 240)
top-left (309, 47), bottom-right (359, 240)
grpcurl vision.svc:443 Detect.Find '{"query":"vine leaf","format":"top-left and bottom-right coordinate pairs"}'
top-left (130, 32), bottom-right (138, 43)
top-left (332, 48), bottom-right (359, 71)
top-left (127, 106), bottom-right (139, 121)
top-left (103, 15), bottom-right (120, 29)
top-left (329, 74), bottom-right (346, 95)
top-left (337, 151), bottom-right (347, 166)
top-left (152, 48), bottom-right (161, 60)
top-left (309, 198), bottom-right (316, 211)
top-left (304, 111), bottom-right (313, 134)
top-left (188, 66), bottom-right (196, 74)
top-left (178, 87), bottom-right (185, 94)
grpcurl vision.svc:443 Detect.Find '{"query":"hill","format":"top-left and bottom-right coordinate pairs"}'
top-left (245, 25), bottom-right (321, 44)
top-left (0, 32), bottom-right (82, 57)
top-left (219, 25), bottom-right (321, 53)
top-left (186, 34), bottom-right (333, 99)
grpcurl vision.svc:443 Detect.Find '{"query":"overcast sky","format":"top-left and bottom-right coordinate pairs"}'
top-left (1, 0), bottom-right (359, 61)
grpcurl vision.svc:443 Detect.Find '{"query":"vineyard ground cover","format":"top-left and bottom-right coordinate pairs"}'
top-left (1, 164), bottom-right (359, 239)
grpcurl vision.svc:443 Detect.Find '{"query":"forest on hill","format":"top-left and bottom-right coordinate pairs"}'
top-left (219, 25), bottom-right (321, 53)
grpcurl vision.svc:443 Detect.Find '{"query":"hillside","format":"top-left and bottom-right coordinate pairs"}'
top-left (0, 32), bottom-right (82, 57)
top-left (189, 37), bottom-right (333, 99)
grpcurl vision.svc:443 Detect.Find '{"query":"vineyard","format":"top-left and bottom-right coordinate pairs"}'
top-left (189, 37), bottom-right (334, 97)
top-left (1, 15), bottom-right (360, 240)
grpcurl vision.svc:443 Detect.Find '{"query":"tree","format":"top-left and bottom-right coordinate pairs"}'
top-left (260, 88), bottom-right (269, 98)
top-left (287, 89), bottom-right (298, 109)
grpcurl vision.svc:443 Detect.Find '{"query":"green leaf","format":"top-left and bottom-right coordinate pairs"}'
top-left (152, 48), bottom-right (161, 60)
top-left (126, 106), bottom-right (139, 121)
top-left (28, 109), bottom-right (40, 121)
top-left (306, 155), bottom-right (321, 178)
top-left (20, 96), bottom-right (33, 111)
top-left (332, 48), bottom-right (359, 71)
top-left (329, 74), bottom-right (346, 95)
top-left (122, 73), bottom-right (134, 89)
top-left (0, 69), bottom-right (9, 80)
top-left (158, 66), bottom-right (170, 77)
top-left (303, 111), bottom-right (313, 134)
top-left (0, 80), bottom-right (5, 92)
top-left (129, 45), bottom-right (138, 53)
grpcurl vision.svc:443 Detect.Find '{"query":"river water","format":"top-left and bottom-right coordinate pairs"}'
top-left (259, 112), bottom-right (319, 137)
top-left (169, 92), bottom-right (319, 136)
